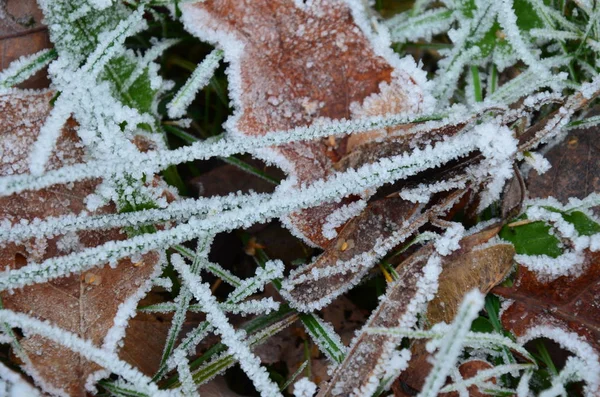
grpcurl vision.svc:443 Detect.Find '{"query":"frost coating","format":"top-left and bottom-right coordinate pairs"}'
top-left (294, 377), bottom-right (317, 397)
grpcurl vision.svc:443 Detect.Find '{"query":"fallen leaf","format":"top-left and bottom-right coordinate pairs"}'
top-left (526, 127), bottom-right (600, 203)
top-left (181, 0), bottom-right (432, 247)
top-left (120, 310), bottom-right (206, 377)
top-left (0, 90), bottom-right (160, 396)
top-left (493, 251), bottom-right (600, 353)
top-left (0, 0), bottom-right (51, 89)
top-left (317, 227), bottom-right (514, 396)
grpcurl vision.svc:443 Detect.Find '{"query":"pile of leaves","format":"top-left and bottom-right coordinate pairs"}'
top-left (0, 0), bottom-right (599, 396)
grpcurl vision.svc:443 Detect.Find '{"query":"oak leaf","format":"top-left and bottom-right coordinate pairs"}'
top-left (493, 252), bottom-right (600, 354)
top-left (0, 90), bottom-right (160, 396)
top-left (181, 0), bottom-right (432, 247)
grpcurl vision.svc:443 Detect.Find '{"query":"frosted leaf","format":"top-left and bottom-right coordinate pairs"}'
top-left (317, 248), bottom-right (442, 397)
top-left (494, 248), bottom-right (600, 373)
top-left (0, 89), bottom-right (163, 395)
top-left (180, 0), bottom-right (432, 247)
top-left (0, 310), bottom-right (169, 397)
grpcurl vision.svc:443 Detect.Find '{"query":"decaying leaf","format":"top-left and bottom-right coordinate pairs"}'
top-left (317, 226), bottom-right (514, 396)
top-left (181, 0), bottom-right (433, 247)
top-left (493, 251), bottom-right (600, 353)
top-left (526, 125), bottom-right (600, 204)
top-left (0, 90), bottom-right (160, 396)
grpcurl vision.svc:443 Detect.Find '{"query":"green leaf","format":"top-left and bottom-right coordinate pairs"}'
top-left (499, 221), bottom-right (562, 257)
top-left (513, 0), bottom-right (544, 31)
top-left (562, 210), bottom-right (600, 236)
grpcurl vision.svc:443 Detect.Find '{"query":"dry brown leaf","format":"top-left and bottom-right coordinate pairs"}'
top-left (426, 225), bottom-right (515, 324)
top-left (0, 0), bottom-right (51, 89)
top-left (0, 90), bottom-right (160, 396)
top-left (393, 227), bottom-right (514, 394)
top-left (318, 226), bottom-right (514, 397)
top-left (493, 251), bottom-right (600, 353)
top-left (526, 125), bottom-right (600, 207)
top-left (181, 0), bottom-right (431, 247)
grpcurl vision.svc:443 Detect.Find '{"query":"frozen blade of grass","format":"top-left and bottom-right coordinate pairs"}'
top-left (167, 49), bottom-right (223, 119)
top-left (566, 114), bottom-right (600, 129)
top-left (188, 312), bottom-right (298, 387)
top-left (0, 195), bottom-right (253, 245)
top-left (250, 246), bottom-right (347, 365)
top-left (153, 322), bottom-right (212, 382)
top-left (496, 0), bottom-right (547, 73)
top-left (171, 254), bottom-right (282, 396)
top-left (470, 66), bottom-right (483, 103)
top-left (0, 111), bottom-right (448, 197)
top-left (98, 380), bottom-right (150, 397)
top-left (386, 8), bottom-right (455, 43)
top-left (220, 155), bottom-right (281, 185)
top-left (122, 38), bottom-right (180, 93)
top-left (517, 369), bottom-right (534, 396)
top-left (0, 126), bottom-right (486, 290)
top-left (417, 290), bottom-right (485, 397)
top-left (298, 313), bottom-right (346, 364)
top-left (159, 237), bottom-right (211, 372)
top-left (160, 308), bottom-right (298, 389)
top-left (80, 7), bottom-right (147, 78)
top-left (439, 363), bottom-right (535, 393)
top-left (176, 244), bottom-right (242, 286)
top-left (140, 298), bottom-right (279, 316)
top-left (27, 95), bottom-right (72, 176)
top-left (365, 327), bottom-right (535, 362)
top-left (226, 260), bottom-right (284, 303)
top-left (0, 49), bottom-right (57, 90)
top-left (171, 350), bottom-right (198, 397)
top-left (162, 125), bottom-right (280, 185)
top-left (280, 360), bottom-right (309, 392)
top-left (0, 310), bottom-right (169, 396)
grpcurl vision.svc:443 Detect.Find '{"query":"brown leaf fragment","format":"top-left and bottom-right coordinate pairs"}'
top-left (0, 0), bottom-right (51, 89)
top-left (316, 245), bottom-right (433, 397)
top-left (0, 90), bottom-right (160, 396)
top-left (437, 360), bottom-right (496, 397)
top-left (493, 250), bottom-right (600, 354)
top-left (317, 226), bottom-right (513, 397)
top-left (427, 225), bottom-right (515, 325)
top-left (282, 196), bottom-right (422, 311)
top-left (281, 186), bottom-right (472, 311)
top-left (181, 0), bottom-right (431, 247)
top-left (527, 126), bottom-right (600, 204)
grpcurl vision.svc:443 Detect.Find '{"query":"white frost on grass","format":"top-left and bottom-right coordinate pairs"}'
top-left (0, 125), bottom-right (504, 290)
top-left (0, 361), bottom-right (41, 397)
top-left (520, 326), bottom-right (600, 396)
top-left (418, 290), bottom-right (485, 397)
top-left (171, 254), bottom-right (282, 397)
top-left (167, 49), bottom-right (223, 119)
top-left (293, 377), bottom-right (317, 397)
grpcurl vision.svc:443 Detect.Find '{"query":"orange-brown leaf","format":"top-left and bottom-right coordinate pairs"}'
top-left (0, 91), bottom-right (159, 396)
top-left (493, 251), bottom-right (600, 353)
top-left (181, 0), bottom-right (430, 247)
